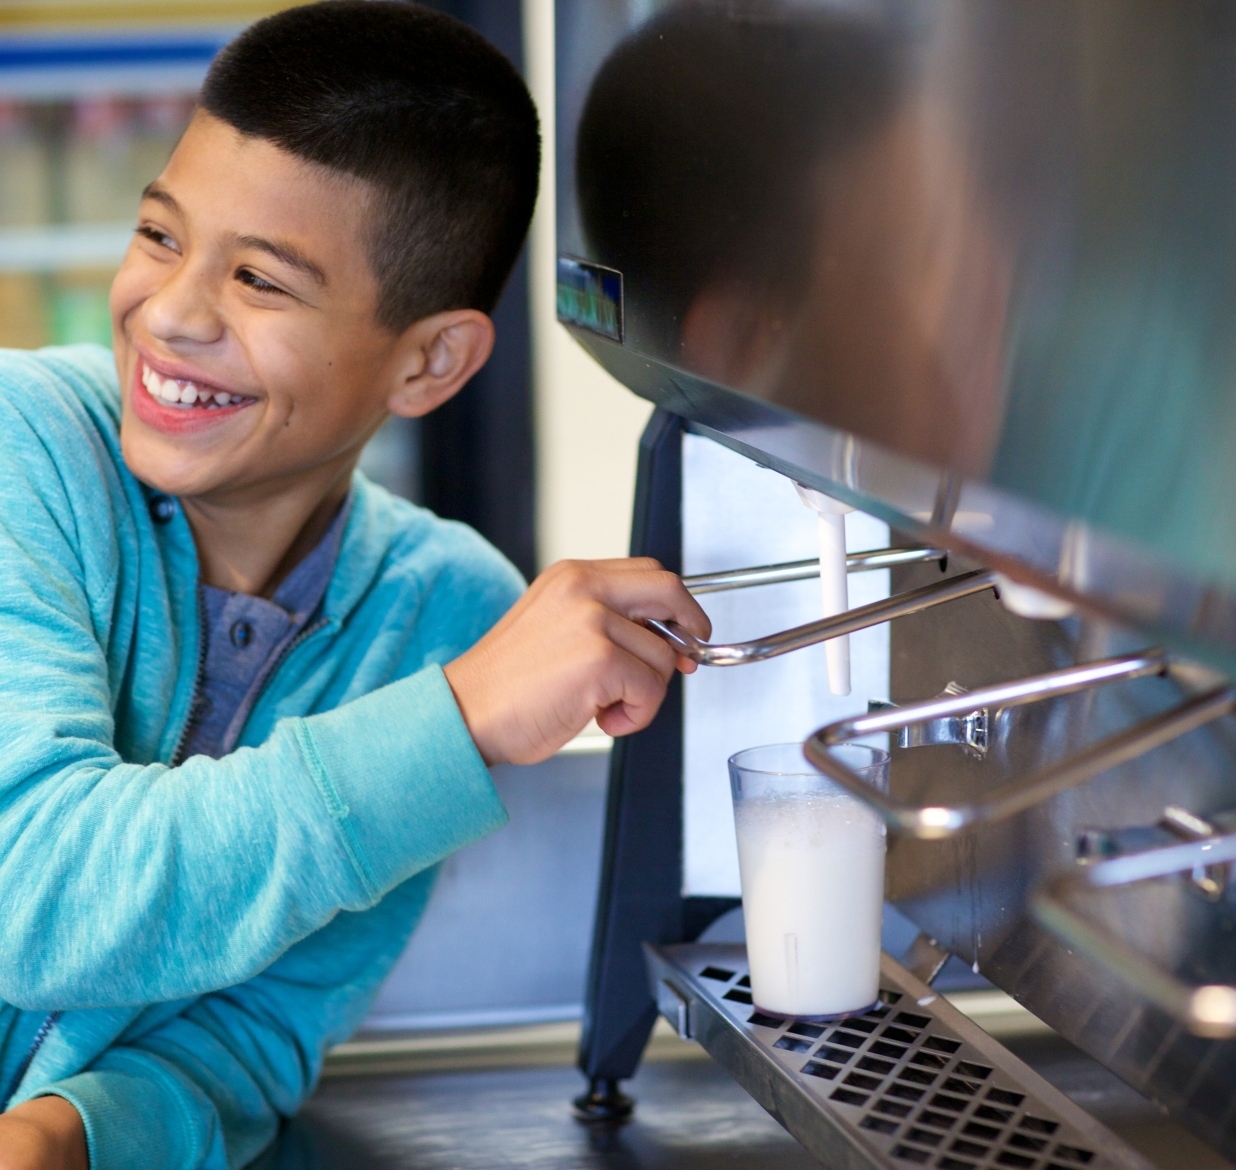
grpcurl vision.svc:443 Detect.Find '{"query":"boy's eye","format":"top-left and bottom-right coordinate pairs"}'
top-left (236, 269), bottom-right (287, 295)
top-left (135, 224), bottom-right (178, 252)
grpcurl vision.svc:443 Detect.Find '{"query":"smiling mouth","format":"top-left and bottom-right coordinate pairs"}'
top-left (140, 363), bottom-right (256, 411)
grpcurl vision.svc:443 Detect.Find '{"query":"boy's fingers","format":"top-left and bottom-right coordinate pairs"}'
top-left (594, 647), bottom-right (672, 736)
top-left (535, 558), bottom-right (711, 641)
top-left (603, 611), bottom-right (680, 683)
top-left (582, 567), bottom-right (712, 641)
top-left (571, 556), bottom-right (663, 574)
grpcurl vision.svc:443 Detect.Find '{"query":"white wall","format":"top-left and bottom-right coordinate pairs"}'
top-left (523, 0), bottom-right (653, 569)
top-left (680, 437), bottom-right (892, 895)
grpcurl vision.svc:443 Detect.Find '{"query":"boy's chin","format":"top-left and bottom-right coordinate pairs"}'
top-left (120, 427), bottom-right (235, 501)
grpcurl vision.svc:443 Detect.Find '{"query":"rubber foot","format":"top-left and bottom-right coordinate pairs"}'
top-left (573, 1077), bottom-right (634, 1122)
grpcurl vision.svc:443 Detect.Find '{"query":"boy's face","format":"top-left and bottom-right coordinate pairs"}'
top-left (111, 111), bottom-right (404, 503)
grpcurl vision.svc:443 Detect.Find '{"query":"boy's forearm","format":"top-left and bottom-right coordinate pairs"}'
top-left (0, 665), bottom-right (503, 1011)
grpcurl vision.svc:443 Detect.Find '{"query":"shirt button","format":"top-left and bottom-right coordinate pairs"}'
top-left (149, 495), bottom-right (176, 525)
top-left (230, 620), bottom-right (254, 649)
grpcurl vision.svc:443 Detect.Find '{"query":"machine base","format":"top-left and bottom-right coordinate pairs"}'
top-left (646, 941), bottom-right (1154, 1170)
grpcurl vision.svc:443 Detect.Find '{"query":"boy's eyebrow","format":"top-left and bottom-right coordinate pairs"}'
top-left (141, 181), bottom-right (182, 215)
top-left (234, 235), bottom-right (328, 287)
top-left (139, 181), bottom-right (327, 287)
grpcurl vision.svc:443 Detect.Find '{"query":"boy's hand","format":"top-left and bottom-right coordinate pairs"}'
top-left (444, 558), bottom-right (711, 765)
top-left (0, 1098), bottom-right (87, 1170)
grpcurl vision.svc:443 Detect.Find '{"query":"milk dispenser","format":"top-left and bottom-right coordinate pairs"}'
top-left (556, 3), bottom-right (1236, 1168)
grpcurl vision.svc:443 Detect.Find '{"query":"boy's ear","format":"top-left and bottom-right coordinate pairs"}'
top-left (386, 309), bottom-right (495, 418)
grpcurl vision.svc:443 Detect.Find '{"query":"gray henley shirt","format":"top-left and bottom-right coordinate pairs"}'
top-left (178, 497), bottom-right (351, 761)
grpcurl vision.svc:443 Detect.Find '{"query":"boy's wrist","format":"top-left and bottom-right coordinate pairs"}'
top-left (442, 653), bottom-right (502, 766)
top-left (0, 1096), bottom-right (87, 1170)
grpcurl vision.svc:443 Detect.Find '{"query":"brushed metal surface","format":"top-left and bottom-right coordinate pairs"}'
top-left (645, 941), bottom-right (1154, 1170)
top-left (885, 556), bottom-right (1236, 1160)
top-left (556, 3), bottom-right (1236, 1161)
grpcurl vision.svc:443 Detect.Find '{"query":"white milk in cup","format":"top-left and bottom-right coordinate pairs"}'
top-left (729, 743), bottom-right (888, 1018)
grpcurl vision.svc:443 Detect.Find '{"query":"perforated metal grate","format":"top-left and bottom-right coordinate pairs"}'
top-left (648, 945), bottom-right (1149, 1170)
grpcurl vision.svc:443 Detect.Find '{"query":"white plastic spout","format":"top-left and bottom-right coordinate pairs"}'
top-left (795, 484), bottom-right (854, 695)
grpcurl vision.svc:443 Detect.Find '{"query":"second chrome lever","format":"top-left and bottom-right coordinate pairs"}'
top-left (648, 569), bottom-right (996, 666)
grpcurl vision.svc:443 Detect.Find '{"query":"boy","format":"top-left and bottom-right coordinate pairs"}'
top-left (0, 4), bottom-right (708, 1168)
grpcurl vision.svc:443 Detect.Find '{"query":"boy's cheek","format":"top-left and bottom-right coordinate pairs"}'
top-left (109, 257), bottom-right (148, 346)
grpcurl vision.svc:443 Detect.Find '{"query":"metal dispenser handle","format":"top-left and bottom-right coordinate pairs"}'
top-left (802, 654), bottom-right (1234, 838)
top-left (649, 568), bottom-right (995, 666)
top-left (1032, 833), bottom-right (1236, 1038)
top-left (681, 545), bottom-right (947, 594)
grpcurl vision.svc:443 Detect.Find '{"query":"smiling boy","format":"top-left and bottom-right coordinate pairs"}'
top-left (0, 5), bottom-right (707, 1169)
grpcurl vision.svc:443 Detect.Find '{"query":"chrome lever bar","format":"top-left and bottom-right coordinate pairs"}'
top-left (803, 656), bottom-right (1232, 839)
top-left (649, 569), bottom-right (996, 666)
top-left (683, 546), bottom-right (947, 594)
top-left (1032, 831), bottom-right (1236, 1037)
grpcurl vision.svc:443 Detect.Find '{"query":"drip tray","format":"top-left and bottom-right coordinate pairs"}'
top-left (644, 943), bottom-right (1154, 1170)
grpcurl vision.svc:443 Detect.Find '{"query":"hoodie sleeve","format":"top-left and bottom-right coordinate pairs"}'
top-left (0, 372), bottom-right (521, 1010)
top-left (28, 873), bottom-right (435, 1170)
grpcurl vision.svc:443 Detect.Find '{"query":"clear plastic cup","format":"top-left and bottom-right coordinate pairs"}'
top-left (728, 742), bottom-right (889, 1019)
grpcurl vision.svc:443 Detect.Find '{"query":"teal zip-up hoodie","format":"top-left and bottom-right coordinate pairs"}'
top-left (0, 345), bottom-right (523, 1167)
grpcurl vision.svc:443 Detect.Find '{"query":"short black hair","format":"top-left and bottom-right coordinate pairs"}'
top-left (201, 0), bottom-right (540, 331)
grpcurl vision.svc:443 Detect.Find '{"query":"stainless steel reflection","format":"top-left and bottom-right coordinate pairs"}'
top-left (1158, 805), bottom-right (1230, 899)
top-left (648, 568), bottom-right (993, 665)
top-left (1032, 835), bottom-right (1236, 1039)
top-left (886, 681), bottom-right (989, 756)
top-left (802, 658), bottom-right (1236, 839)
top-left (558, 0), bottom-right (1236, 671)
top-left (879, 567), bottom-right (1236, 1159)
top-left (561, 1), bottom-right (1236, 1162)
top-left (682, 546), bottom-right (946, 594)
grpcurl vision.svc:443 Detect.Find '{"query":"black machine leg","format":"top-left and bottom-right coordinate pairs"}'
top-left (574, 409), bottom-right (738, 1120)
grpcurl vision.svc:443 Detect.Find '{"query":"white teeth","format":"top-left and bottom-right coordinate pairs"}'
top-left (141, 363), bottom-right (243, 409)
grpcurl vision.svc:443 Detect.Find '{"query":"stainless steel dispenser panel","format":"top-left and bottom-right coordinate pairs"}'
top-left (884, 556), bottom-right (1236, 1159)
top-left (556, 0), bottom-right (1236, 672)
top-left (560, 3), bottom-right (1236, 1162)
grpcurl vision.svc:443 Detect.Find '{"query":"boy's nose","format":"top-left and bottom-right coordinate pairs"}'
top-left (143, 266), bottom-right (225, 346)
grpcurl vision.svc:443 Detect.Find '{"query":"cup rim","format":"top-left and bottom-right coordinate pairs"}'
top-left (728, 741), bottom-right (890, 777)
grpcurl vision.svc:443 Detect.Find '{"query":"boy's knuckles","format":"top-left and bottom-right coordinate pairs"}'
top-left (552, 560), bottom-right (599, 593)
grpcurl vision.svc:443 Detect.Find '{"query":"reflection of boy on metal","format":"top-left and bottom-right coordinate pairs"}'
top-left (577, 2), bottom-right (1010, 476)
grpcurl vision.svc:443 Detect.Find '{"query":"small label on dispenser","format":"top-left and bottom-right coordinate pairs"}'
top-left (557, 255), bottom-right (623, 342)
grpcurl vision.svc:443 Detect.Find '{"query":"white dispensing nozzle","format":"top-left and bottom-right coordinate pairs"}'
top-left (795, 484), bottom-right (855, 696)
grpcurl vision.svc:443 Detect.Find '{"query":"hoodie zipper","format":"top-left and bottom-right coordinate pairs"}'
top-left (3, 1010), bottom-right (62, 1105)
top-left (170, 603), bottom-right (332, 767)
top-left (262, 616), bottom-right (331, 689)
top-left (169, 583), bottom-right (210, 768)
top-left (234, 614), bottom-right (332, 743)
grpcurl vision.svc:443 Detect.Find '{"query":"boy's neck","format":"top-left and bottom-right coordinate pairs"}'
top-left (181, 463), bottom-right (355, 598)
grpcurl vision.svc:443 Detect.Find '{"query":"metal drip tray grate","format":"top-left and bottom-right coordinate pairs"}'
top-left (645, 943), bottom-right (1154, 1170)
